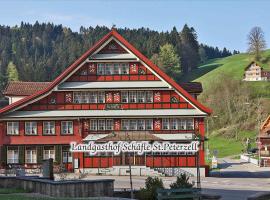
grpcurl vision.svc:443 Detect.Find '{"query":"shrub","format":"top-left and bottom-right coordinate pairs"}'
top-left (138, 176), bottom-right (164, 200)
top-left (170, 173), bottom-right (194, 189)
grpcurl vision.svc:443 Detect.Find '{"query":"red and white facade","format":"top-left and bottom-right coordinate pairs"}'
top-left (0, 30), bottom-right (211, 176)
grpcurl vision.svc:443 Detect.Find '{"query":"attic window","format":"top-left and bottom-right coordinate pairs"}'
top-left (170, 96), bottom-right (179, 103)
top-left (138, 68), bottom-right (146, 75)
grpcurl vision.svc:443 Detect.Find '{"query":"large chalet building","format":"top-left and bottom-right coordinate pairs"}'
top-left (0, 29), bottom-right (211, 176)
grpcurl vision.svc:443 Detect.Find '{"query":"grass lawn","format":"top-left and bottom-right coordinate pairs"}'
top-left (179, 50), bottom-right (270, 158)
top-left (207, 131), bottom-right (257, 158)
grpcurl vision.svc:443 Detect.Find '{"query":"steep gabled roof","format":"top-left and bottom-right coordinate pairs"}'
top-left (0, 29), bottom-right (212, 115)
top-left (3, 81), bottom-right (51, 96)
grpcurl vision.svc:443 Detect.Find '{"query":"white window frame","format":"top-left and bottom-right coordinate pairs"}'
top-left (106, 119), bottom-right (114, 130)
top-left (98, 92), bottom-right (105, 103)
top-left (7, 147), bottom-right (19, 164)
top-left (81, 92), bottom-right (89, 103)
top-left (186, 118), bottom-right (194, 130)
top-left (105, 63), bottom-right (113, 75)
top-left (121, 119), bottom-right (129, 130)
top-left (137, 91), bottom-right (145, 103)
top-left (43, 121), bottom-right (55, 135)
top-left (121, 91), bottom-right (129, 103)
top-left (145, 91), bottom-right (153, 103)
top-left (7, 122), bottom-right (19, 135)
top-left (25, 147), bottom-right (37, 164)
top-left (137, 119), bottom-right (145, 130)
top-left (74, 92), bottom-right (82, 103)
top-left (129, 91), bottom-right (137, 103)
top-left (121, 63), bottom-right (129, 74)
top-left (25, 122), bottom-right (37, 135)
top-left (162, 118), bottom-right (170, 130)
top-left (43, 146), bottom-right (55, 160)
top-left (61, 121), bottom-right (73, 134)
top-left (63, 151), bottom-right (72, 163)
top-left (170, 119), bottom-right (178, 130)
top-left (97, 63), bottom-right (105, 75)
top-left (98, 119), bottom-right (106, 130)
top-left (89, 92), bottom-right (97, 103)
top-left (113, 63), bottom-right (120, 74)
top-left (145, 119), bottom-right (153, 130)
top-left (90, 119), bottom-right (97, 131)
top-left (178, 119), bottom-right (186, 130)
top-left (129, 119), bottom-right (137, 130)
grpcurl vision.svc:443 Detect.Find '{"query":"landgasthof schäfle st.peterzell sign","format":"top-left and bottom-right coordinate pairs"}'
top-left (69, 141), bottom-right (200, 155)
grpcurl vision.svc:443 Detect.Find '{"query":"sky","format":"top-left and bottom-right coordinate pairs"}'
top-left (0, 0), bottom-right (270, 52)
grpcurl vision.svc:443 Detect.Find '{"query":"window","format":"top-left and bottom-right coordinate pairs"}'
top-left (106, 119), bottom-right (114, 130)
top-left (178, 119), bottom-right (186, 130)
top-left (170, 119), bottom-right (178, 130)
top-left (25, 147), bottom-right (37, 163)
top-left (43, 146), bottom-right (55, 160)
top-left (89, 92), bottom-right (97, 103)
top-left (113, 63), bottom-right (120, 74)
top-left (97, 63), bottom-right (105, 75)
top-left (25, 122), bottom-right (37, 135)
top-left (7, 147), bottom-right (19, 164)
top-left (137, 119), bottom-right (145, 130)
top-left (43, 121), bottom-right (55, 135)
top-left (145, 119), bottom-right (153, 130)
top-left (121, 91), bottom-right (129, 103)
top-left (7, 122), bottom-right (19, 135)
top-left (121, 63), bottom-right (129, 74)
top-left (130, 120), bottom-right (137, 130)
top-left (129, 91), bottom-right (137, 103)
top-left (121, 120), bottom-right (129, 130)
top-left (98, 92), bottom-right (105, 103)
top-left (137, 91), bottom-right (145, 103)
top-left (63, 151), bottom-right (72, 163)
top-left (145, 91), bottom-right (153, 103)
top-left (162, 119), bottom-right (170, 130)
top-left (98, 120), bottom-right (106, 130)
top-left (74, 92), bottom-right (81, 103)
top-left (61, 121), bottom-right (73, 134)
top-left (105, 63), bottom-right (113, 75)
top-left (186, 119), bottom-right (194, 130)
top-left (81, 92), bottom-right (89, 103)
top-left (90, 120), bottom-right (97, 131)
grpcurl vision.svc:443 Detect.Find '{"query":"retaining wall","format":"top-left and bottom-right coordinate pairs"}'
top-left (0, 176), bottom-right (114, 198)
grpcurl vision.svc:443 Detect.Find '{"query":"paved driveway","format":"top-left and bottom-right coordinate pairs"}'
top-left (84, 158), bottom-right (270, 200)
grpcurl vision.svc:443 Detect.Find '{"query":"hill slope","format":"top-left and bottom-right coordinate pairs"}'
top-left (180, 50), bottom-right (270, 158)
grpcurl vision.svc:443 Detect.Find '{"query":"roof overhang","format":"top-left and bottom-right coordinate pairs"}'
top-left (58, 81), bottom-right (169, 90)
top-left (2, 109), bottom-right (207, 120)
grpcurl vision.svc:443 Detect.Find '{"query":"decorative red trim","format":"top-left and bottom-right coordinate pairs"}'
top-left (0, 29), bottom-right (211, 115)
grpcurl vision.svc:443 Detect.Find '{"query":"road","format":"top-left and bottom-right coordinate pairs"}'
top-left (84, 157), bottom-right (270, 200)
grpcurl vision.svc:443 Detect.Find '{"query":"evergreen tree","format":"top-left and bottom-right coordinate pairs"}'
top-left (6, 62), bottom-right (19, 81)
top-left (158, 43), bottom-right (181, 79)
top-left (180, 24), bottom-right (200, 73)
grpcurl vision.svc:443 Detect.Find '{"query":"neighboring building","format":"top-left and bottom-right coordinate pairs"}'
top-left (243, 62), bottom-right (270, 81)
top-left (3, 82), bottom-right (50, 104)
top-left (258, 115), bottom-right (270, 167)
top-left (0, 29), bottom-right (211, 176)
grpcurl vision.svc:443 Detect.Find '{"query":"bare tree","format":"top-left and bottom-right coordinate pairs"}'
top-left (247, 27), bottom-right (267, 61)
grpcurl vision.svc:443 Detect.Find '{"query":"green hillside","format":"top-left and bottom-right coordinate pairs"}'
top-left (180, 50), bottom-right (270, 158)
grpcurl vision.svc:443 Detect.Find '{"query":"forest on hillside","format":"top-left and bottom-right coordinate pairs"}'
top-left (0, 22), bottom-right (238, 92)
